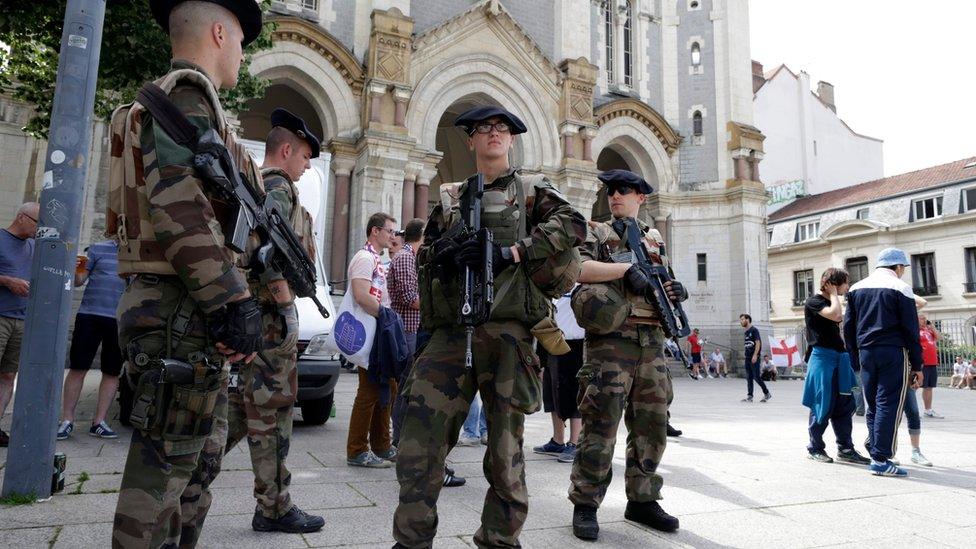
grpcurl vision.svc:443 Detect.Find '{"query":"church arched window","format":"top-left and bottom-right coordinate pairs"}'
top-left (693, 111), bottom-right (703, 136)
top-left (691, 42), bottom-right (701, 67)
top-left (622, 1), bottom-right (633, 86)
top-left (604, 3), bottom-right (615, 84)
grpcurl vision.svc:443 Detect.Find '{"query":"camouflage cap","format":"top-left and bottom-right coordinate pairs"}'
top-left (570, 283), bottom-right (630, 335)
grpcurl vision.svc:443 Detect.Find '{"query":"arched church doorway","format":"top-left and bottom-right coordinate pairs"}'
top-left (240, 83), bottom-right (325, 143)
top-left (426, 95), bottom-right (527, 213)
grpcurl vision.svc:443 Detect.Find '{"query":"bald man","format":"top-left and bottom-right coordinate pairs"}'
top-left (0, 202), bottom-right (39, 447)
top-left (107, 1), bottom-right (266, 547)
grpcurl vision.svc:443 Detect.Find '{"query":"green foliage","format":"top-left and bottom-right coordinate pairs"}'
top-left (0, 491), bottom-right (37, 506)
top-left (0, 0), bottom-right (274, 138)
top-left (76, 471), bottom-right (90, 483)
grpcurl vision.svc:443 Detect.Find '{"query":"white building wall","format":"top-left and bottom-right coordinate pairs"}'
top-left (755, 67), bottom-right (883, 195)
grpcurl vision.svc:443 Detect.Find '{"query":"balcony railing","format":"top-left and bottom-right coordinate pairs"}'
top-left (913, 285), bottom-right (939, 296)
top-left (964, 282), bottom-right (976, 293)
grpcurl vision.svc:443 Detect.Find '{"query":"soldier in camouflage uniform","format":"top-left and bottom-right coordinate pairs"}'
top-left (568, 169), bottom-right (688, 540)
top-left (216, 109), bottom-right (325, 533)
top-left (392, 105), bottom-right (587, 548)
top-left (109, 2), bottom-right (265, 547)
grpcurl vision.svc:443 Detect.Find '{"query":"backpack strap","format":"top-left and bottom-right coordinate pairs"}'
top-left (135, 82), bottom-right (199, 148)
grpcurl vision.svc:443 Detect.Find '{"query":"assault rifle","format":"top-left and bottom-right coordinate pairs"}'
top-left (193, 130), bottom-right (329, 318)
top-left (456, 173), bottom-right (493, 369)
top-left (134, 83), bottom-right (329, 319)
top-left (611, 217), bottom-right (691, 367)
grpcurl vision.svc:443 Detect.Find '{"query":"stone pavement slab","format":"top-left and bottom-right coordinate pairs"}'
top-left (1, 371), bottom-right (974, 547)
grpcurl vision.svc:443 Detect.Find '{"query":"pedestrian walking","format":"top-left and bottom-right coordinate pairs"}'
top-left (57, 239), bottom-right (125, 441)
top-left (801, 268), bottom-right (870, 465)
top-left (687, 328), bottom-right (704, 379)
top-left (740, 313), bottom-right (771, 402)
top-left (844, 248), bottom-right (923, 477)
top-left (393, 105), bottom-right (586, 548)
top-left (569, 169), bottom-right (685, 540)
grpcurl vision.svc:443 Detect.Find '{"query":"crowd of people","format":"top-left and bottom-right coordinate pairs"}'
top-left (0, 2), bottom-right (970, 548)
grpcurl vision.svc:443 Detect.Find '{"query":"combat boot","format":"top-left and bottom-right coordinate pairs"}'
top-left (624, 500), bottom-right (679, 532)
top-left (252, 505), bottom-right (325, 533)
top-left (572, 504), bottom-right (599, 540)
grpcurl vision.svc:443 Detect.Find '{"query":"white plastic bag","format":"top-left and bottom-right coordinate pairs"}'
top-left (324, 291), bottom-right (376, 368)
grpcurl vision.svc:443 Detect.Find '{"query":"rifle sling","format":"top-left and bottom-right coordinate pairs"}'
top-left (136, 82), bottom-right (200, 148)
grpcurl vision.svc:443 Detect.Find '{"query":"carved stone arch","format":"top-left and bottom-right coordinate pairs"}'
top-left (269, 16), bottom-right (365, 96)
top-left (406, 53), bottom-right (561, 170)
top-left (594, 98), bottom-right (681, 155)
top-left (249, 37), bottom-right (361, 139)
top-left (821, 219), bottom-right (888, 240)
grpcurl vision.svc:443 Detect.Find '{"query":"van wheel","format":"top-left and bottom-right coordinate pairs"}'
top-left (300, 393), bottom-right (334, 426)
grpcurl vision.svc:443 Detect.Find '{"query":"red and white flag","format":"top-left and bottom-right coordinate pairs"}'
top-left (769, 336), bottom-right (802, 367)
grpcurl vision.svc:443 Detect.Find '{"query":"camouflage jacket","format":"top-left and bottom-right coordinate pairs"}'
top-left (582, 218), bottom-right (674, 326)
top-left (107, 60), bottom-right (261, 313)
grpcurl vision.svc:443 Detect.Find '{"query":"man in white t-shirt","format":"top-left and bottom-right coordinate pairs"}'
top-left (950, 356), bottom-right (969, 388)
top-left (346, 212), bottom-right (397, 468)
top-left (709, 348), bottom-right (727, 378)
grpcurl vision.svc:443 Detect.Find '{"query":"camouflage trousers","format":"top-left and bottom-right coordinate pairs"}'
top-left (394, 322), bottom-right (542, 549)
top-left (111, 275), bottom-right (229, 549)
top-left (224, 307), bottom-right (299, 520)
top-left (569, 326), bottom-right (673, 508)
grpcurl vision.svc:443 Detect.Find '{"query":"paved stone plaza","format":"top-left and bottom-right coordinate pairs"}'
top-left (1, 371), bottom-right (974, 548)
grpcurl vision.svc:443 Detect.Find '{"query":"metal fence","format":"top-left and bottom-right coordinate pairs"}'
top-left (775, 317), bottom-right (976, 378)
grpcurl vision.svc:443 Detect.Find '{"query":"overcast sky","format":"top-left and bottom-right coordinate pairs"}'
top-left (749, 0), bottom-right (976, 177)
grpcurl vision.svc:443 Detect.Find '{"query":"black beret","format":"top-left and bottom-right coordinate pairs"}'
top-left (151, 0), bottom-right (264, 47)
top-left (270, 108), bottom-right (321, 158)
top-left (454, 106), bottom-right (527, 135)
top-left (597, 169), bottom-right (653, 194)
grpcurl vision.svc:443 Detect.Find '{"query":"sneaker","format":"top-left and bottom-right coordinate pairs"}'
top-left (347, 451), bottom-right (393, 468)
top-left (572, 504), bottom-right (599, 540)
top-left (443, 467), bottom-right (466, 487)
top-left (721, 373), bottom-right (728, 378)
top-left (911, 449), bottom-right (933, 467)
top-left (480, 433), bottom-right (488, 446)
top-left (741, 396), bottom-right (753, 402)
top-left (923, 409), bottom-right (945, 419)
top-left (688, 372), bottom-right (698, 380)
top-left (808, 451), bottom-right (833, 463)
top-left (889, 458), bottom-right (901, 466)
top-left (557, 443), bottom-right (578, 463)
top-left (57, 421), bottom-right (74, 441)
top-left (252, 505), bottom-right (324, 533)
top-left (624, 500), bottom-right (679, 532)
top-left (666, 424), bottom-right (683, 437)
top-left (869, 460), bottom-right (908, 477)
top-left (89, 421), bottom-right (118, 439)
top-left (457, 435), bottom-right (481, 447)
top-left (760, 393), bottom-right (772, 403)
top-left (697, 375), bottom-right (705, 380)
top-left (836, 448), bottom-right (871, 465)
top-left (375, 446), bottom-right (398, 462)
top-left (533, 438), bottom-right (566, 457)
top-left (0, 429), bottom-right (8, 447)
top-left (708, 374), bottom-right (717, 379)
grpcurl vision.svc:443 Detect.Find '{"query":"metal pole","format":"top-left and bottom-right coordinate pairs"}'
top-left (2, 0), bottom-right (105, 499)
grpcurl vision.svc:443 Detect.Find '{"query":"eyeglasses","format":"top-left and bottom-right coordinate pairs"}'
top-left (471, 122), bottom-right (511, 135)
top-left (606, 186), bottom-right (636, 197)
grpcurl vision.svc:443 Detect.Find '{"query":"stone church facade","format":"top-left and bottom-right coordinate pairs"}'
top-left (0, 0), bottom-right (769, 350)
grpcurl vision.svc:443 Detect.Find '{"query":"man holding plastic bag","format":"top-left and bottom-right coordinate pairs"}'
top-left (338, 212), bottom-right (401, 468)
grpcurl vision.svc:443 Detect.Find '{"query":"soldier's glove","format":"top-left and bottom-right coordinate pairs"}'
top-left (456, 235), bottom-right (513, 277)
top-left (664, 280), bottom-right (688, 302)
top-left (624, 264), bottom-right (652, 294)
top-left (432, 238), bottom-right (460, 269)
top-left (206, 297), bottom-right (263, 355)
top-left (276, 301), bottom-right (299, 356)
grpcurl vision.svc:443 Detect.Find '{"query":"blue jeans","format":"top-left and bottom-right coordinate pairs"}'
top-left (462, 393), bottom-right (488, 439)
top-left (903, 388), bottom-right (921, 435)
top-left (745, 356), bottom-right (770, 397)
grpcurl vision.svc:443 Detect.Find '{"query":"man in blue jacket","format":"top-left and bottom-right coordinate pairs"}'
top-left (844, 248), bottom-right (923, 477)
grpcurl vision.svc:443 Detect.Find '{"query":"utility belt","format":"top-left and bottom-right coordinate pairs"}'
top-left (126, 275), bottom-right (225, 455)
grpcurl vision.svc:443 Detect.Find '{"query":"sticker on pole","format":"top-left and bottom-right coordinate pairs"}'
top-left (67, 35), bottom-right (88, 49)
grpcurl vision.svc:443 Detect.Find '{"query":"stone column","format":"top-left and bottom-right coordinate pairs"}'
top-left (329, 159), bottom-right (355, 291)
top-left (614, 0), bottom-right (629, 88)
top-left (749, 151), bottom-right (764, 183)
top-left (393, 87), bottom-right (410, 127)
top-left (581, 127), bottom-right (598, 162)
top-left (368, 82), bottom-right (386, 124)
top-left (560, 124), bottom-right (579, 160)
top-left (402, 161), bottom-right (421, 223)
